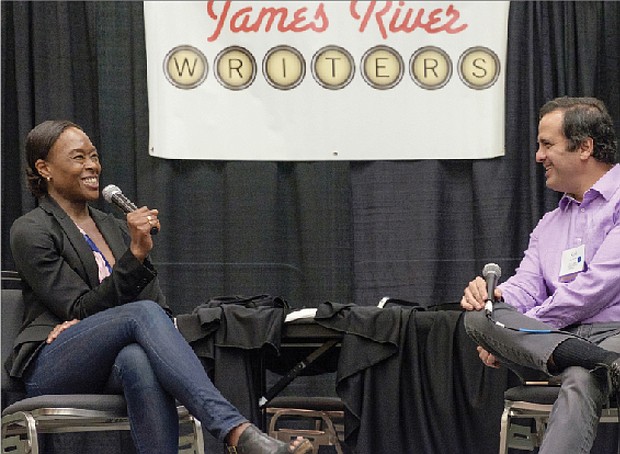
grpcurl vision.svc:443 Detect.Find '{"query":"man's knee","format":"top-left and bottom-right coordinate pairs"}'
top-left (561, 366), bottom-right (608, 403)
top-left (464, 309), bottom-right (488, 340)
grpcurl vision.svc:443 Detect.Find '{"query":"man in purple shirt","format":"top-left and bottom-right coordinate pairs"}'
top-left (461, 97), bottom-right (620, 453)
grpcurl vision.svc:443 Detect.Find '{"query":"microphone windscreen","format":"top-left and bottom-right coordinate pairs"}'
top-left (482, 263), bottom-right (501, 279)
top-left (102, 184), bottom-right (122, 204)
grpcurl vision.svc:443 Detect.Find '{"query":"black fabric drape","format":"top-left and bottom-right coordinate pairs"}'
top-left (176, 302), bottom-right (509, 454)
top-left (314, 303), bottom-right (508, 454)
top-left (176, 301), bottom-right (287, 453)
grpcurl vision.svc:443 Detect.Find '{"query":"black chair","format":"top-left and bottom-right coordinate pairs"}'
top-left (498, 383), bottom-right (618, 453)
top-left (1, 271), bottom-right (205, 454)
top-left (261, 316), bottom-right (345, 454)
top-left (265, 396), bottom-right (344, 454)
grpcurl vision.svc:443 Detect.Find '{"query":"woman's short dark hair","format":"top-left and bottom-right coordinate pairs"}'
top-left (539, 97), bottom-right (618, 164)
top-left (25, 120), bottom-right (82, 197)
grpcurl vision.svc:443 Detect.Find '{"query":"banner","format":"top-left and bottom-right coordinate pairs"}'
top-left (144, 1), bottom-right (509, 160)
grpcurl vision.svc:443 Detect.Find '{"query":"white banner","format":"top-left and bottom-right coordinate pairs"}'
top-left (144, 1), bottom-right (509, 160)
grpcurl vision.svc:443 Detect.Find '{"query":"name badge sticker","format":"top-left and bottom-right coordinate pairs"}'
top-left (559, 244), bottom-right (586, 282)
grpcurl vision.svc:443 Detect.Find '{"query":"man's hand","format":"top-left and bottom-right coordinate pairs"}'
top-left (477, 346), bottom-right (501, 369)
top-left (460, 276), bottom-right (503, 311)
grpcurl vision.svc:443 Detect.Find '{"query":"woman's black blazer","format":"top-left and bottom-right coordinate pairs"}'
top-left (6, 195), bottom-right (169, 378)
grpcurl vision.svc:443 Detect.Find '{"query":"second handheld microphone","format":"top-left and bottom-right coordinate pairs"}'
top-left (482, 263), bottom-right (501, 315)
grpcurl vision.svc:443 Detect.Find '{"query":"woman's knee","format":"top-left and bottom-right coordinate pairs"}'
top-left (126, 299), bottom-right (164, 313)
top-left (121, 300), bottom-right (170, 324)
top-left (116, 344), bottom-right (150, 372)
top-left (114, 344), bottom-right (159, 387)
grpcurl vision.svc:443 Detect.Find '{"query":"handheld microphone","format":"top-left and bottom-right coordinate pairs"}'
top-left (482, 263), bottom-right (501, 315)
top-left (102, 184), bottom-right (158, 235)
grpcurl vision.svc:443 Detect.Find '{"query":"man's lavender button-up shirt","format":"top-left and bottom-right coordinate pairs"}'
top-left (499, 164), bottom-right (620, 329)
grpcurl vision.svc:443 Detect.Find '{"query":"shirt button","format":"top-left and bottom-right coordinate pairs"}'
top-left (580, 208), bottom-right (585, 213)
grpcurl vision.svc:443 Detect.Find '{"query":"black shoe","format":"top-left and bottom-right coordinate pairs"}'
top-left (608, 358), bottom-right (620, 391)
top-left (596, 357), bottom-right (620, 394)
top-left (227, 424), bottom-right (313, 454)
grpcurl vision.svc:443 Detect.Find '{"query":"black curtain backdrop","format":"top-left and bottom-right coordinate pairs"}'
top-left (2, 1), bottom-right (619, 453)
top-left (3, 2), bottom-right (619, 315)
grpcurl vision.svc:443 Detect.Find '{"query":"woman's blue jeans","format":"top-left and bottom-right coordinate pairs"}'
top-left (23, 300), bottom-right (247, 453)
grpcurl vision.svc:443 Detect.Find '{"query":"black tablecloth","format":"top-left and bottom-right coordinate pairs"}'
top-left (176, 302), bottom-right (285, 424)
top-left (177, 301), bottom-right (510, 453)
top-left (313, 303), bottom-right (508, 454)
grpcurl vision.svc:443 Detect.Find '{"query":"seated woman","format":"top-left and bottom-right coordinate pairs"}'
top-left (6, 120), bottom-right (312, 454)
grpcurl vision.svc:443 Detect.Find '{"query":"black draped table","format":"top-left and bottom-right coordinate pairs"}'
top-left (176, 301), bottom-right (510, 454)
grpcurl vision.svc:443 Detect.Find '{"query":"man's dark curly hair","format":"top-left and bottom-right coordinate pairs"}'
top-left (539, 97), bottom-right (617, 164)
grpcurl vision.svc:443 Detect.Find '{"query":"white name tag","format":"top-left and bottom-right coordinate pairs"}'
top-left (559, 244), bottom-right (586, 282)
